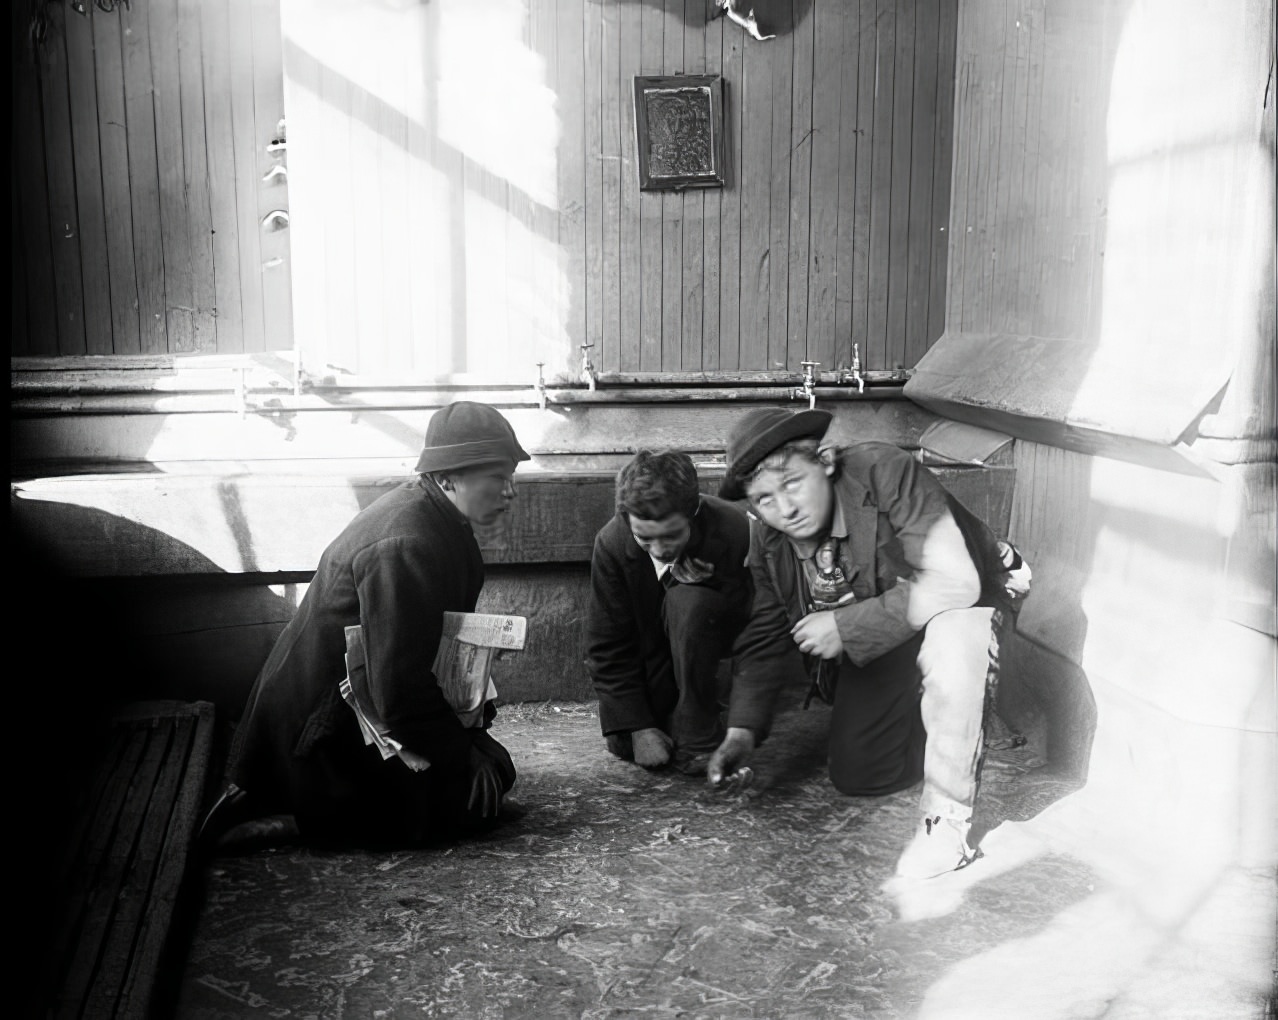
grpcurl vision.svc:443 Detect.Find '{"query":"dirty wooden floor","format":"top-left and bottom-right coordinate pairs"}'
top-left (170, 693), bottom-right (1270, 1020)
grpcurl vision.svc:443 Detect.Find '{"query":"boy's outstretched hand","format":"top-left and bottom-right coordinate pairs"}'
top-left (707, 727), bottom-right (756, 788)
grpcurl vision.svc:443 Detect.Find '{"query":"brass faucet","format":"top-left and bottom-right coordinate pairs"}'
top-left (534, 362), bottom-right (547, 410)
top-left (580, 343), bottom-right (597, 391)
top-left (843, 343), bottom-right (865, 394)
top-left (794, 360), bottom-right (820, 409)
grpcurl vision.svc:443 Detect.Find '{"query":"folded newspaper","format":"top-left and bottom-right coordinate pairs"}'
top-left (339, 612), bottom-right (527, 771)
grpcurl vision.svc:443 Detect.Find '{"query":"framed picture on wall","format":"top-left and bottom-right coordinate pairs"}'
top-left (632, 74), bottom-right (726, 191)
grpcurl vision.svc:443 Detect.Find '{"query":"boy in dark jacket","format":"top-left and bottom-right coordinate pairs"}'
top-left (585, 451), bottom-right (752, 775)
top-left (709, 409), bottom-right (1030, 883)
top-left (202, 402), bottom-right (528, 849)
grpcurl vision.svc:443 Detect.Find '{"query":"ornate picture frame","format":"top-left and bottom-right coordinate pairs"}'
top-left (632, 74), bottom-right (726, 192)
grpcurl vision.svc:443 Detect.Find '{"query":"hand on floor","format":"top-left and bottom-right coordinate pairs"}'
top-left (631, 727), bottom-right (674, 769)
top-left (707, 727), bottom-right (756, 788)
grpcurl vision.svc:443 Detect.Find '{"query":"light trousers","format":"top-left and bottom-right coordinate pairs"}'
top-left (828, 606), bottom-right (1000, 821)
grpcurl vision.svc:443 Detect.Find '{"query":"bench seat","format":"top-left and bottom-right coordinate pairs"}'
top-left (42, 700), bottom-right (215, 1020)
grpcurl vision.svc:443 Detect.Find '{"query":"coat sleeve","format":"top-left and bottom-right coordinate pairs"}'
top-left (829, 449), bottom-right (981, 666)
top-left (725, 522), bottom-right (805, 742)
top-left (583, 531), bottom-right (657, 735)
top-left (353, 536), bottom-right (472, 769)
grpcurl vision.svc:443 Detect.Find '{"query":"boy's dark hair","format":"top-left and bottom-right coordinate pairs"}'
top-left (615, 450), bottom-right (701, 521)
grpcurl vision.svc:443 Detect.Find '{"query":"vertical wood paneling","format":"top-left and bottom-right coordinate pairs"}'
top-left (201, 0), bottom-right (244, 353)
top-left (559, 0), bottom-right (587, 371)
top-left (701, 10), bottom-right (724, 371)
top-left (660, 1), bottom-right (684, 371)
top-left (37, 4), bottom-right (87, 354)
top-left (150, 0), bottom-right (194, 353)
top-left (11, 162), bottom-right (30, 353)
top-left (531, 0), bottom-right (563, 379)
top-left (600, 0), bottom-right (623, 372)
top-left (638, 1), bottom-right (664, 370)
top-left (11, 4), bottom-right (28, 352)
top-left (866, 0), bottom-right (896, 369)
top-left (318, 64), bottom-right (358, 374)
top-left (766, 26), bottom-right (794, 369)
top-left (738, 30), bottom-right (773, 368)
top-left (927, 0), bottom-right (958, 345)
top-left (228, 0), bottom-right (266, 352)
top-left (15, 0), bottom-right (957, 378)
top-left (94, 8), bottom-right (143, 353)
top-left (14, 6), bottom-right (56, 355)
top-left (584, 0), bottom-right (605, 368)
top-left (885, 0), bottom-right (915, 363)
top-left (834, 1), bottom-right (862, 365)
top-left (807, 0), bottom-right (842, 372)
top-left (786, 1), bottom-right (815, 367)
top-left (177, 0), bottom-right (217, 352)
top-left (716, 26), bottom-right (744, 370)
top-left (850, 1), bottom-right (878, 364)
top-left (904, 0), bottom-right (937, 368)
top-left (122, 0), bottom-right (169, 353)
top-left (378, 40), bottom-right (413, 373)
top-left (1014, 0), bottom-right (1047, 333)
top-left (252, 0), bottom-right (292, 354)
top-left (618, 0), bottom-right (642, 372)
top-left (351, 84), bottom-right (388, 367)
top-left (681, 1), bottom-right (707, 373)
top-left (64, 9), bottom-right (114, 354)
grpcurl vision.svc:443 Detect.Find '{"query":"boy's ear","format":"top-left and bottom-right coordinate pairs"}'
top-left (818, 446), bottom-right (838, 478)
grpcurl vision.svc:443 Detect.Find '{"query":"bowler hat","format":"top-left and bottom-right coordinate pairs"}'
top-left (718, 407), bottom-right (832, 500)
top-left (415, 401), bottom-right (530, 474)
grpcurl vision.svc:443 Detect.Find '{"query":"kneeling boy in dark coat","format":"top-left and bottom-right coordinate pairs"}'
top-left (584, 451), bottom-right (752, 774)
top-left (202, 402), bottom-right (528, 849)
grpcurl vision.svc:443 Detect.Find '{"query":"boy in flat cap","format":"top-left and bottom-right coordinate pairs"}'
top-left (585, 451), bottom-right (752, 774)
top-left (201, 401), bottom-right (529, 850)
top-left (709, 408), bottom-right (1030, 883)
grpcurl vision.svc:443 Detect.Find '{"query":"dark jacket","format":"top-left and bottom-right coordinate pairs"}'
top-left (228, 478), bottom-right (487, 813)
top-left (584, 495), bottom-right (752, 734)
top-left (728, 442), bottom-right (1012, 740)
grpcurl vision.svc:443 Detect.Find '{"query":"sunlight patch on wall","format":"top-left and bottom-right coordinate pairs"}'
top-left (281, 0), bottom-right (430, 125)
top-left (1069, 0), bottom-right (1271, 435)
top-left (436, 0), bottom-right (559, 211)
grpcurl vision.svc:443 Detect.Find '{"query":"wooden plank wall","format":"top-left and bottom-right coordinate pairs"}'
top-left (573, 0), bottom-right (959, 377)
top-left (944, 0), bottom-right (1117, 342)
top-left (282, 0), bottom-right (959, 382)
top-left (11, 0), bottom-right (289, 357)
top-left (14, 0), bottom-right (957, 378)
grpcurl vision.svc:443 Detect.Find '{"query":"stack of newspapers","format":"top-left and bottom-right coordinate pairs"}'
top-left (339, 611), bottom-right (527, 772)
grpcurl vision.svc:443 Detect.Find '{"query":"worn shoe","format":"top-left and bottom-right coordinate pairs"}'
top-left (893, 814), bottom-right (983, 880)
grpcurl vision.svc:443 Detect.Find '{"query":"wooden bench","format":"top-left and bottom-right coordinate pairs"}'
top-left (41, 700), bottom-right (216, 1020)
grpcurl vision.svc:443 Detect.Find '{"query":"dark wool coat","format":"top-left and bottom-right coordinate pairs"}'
top-left (584, 494), bottom-right (753, 735)
top-left (228, 478), bottom-right (487, 817)
top-left (728, 442), bottom-right (1013, 741)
